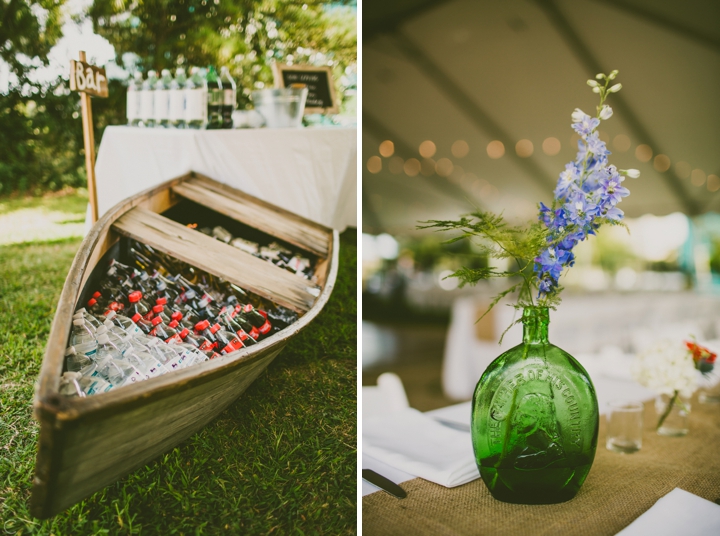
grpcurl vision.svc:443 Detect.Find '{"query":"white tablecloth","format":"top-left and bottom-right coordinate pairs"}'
top-left (93, 126), bottom-right (357, 230)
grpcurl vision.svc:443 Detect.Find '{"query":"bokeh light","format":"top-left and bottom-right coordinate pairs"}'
top-left (379, 140), bottom-right (394, 157)
top-left (487, 140), bottom-right (505, 159)
top-left (653, 154), bottom-right (671, 172)
top-left (707, 174), bottom-right (720, 192)
top-left (515, 139), bottom-right (533, 158)
top-left (367, 156), bottom-right (381, 174)
top-left (613, 134), bottom-right (631, 152)
top-left (419, 140), bottom-right (436, 158)
top-left (691, 168), bottom-right (706, 186)
top-left (635, 144), bottom-right (652, 162)
top-left (388, 156), bottom-right (404, 174)
top-left (451, 140), bottom-right (470, 158)
top-left (436, 158), bottom-right (454, 177)
top-left (404, 158), bottom-right (421, 176)
top-left (542, 137), bottom-right (561, 156)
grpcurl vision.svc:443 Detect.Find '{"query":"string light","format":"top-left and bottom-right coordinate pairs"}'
top-left (487, 140), bottom-right (504, 159)
top-left (419, 140), bottom-right (436, 158)
top-left (542, 137), bottom-right (561, 156)
top-left (451, 140), bottom-right (469, 158)
top-left (379, 140), bottom-right (394, 157)
top-left (515, 139), bottom-right (533, 158)
top-left (367, 156), bottom-right (381, 174)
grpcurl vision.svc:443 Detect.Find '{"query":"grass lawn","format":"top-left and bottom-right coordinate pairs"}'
top-left (0, 193), bottom-right (357, 534)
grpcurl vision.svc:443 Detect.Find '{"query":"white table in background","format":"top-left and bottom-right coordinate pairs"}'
top-left (92, 126), bottom-right (357, 230)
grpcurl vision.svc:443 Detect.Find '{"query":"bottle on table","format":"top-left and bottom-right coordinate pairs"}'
top-left (140, 70), bottom-right (157, 128)
top-left (154, 69), bottom-right (172, 128)
top-left (126, 72), bottom-right (143, 126)
top-left (206, 66), bottom-right (223, 129)
top-left (169, 68), bottom-right (187, 129)
top-left (219, 66), bottom-right (236, 129)
top-left (185, 67), bottom-right (208, 130)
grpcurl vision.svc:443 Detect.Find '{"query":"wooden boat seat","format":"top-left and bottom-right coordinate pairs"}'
top-left (112, 206), bottom-right (319, 313)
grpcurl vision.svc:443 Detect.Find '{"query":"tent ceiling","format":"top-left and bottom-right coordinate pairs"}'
top-left (362, 0), bottom-right (720, 235)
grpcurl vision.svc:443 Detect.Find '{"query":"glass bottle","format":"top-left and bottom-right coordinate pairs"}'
top-left (185, 67), bottom-right (208, 129)
top-left (169, 67), bottom-right (187, 129)
top-left (206, 66), bottom-right (223, 129)
top-left (471, 307), bottom-right (599, 504)
top-left (154, 69), bottom-right (172, 128)
top-left (219, 66), bottom-right (236, 129)
top-left (126, 72), bottom-right (143, 126)
top-left (140, 70), bottom-right (157, 128)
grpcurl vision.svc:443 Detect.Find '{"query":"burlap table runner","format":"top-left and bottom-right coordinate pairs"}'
top-left (363, 395), bottom-right (720, 535)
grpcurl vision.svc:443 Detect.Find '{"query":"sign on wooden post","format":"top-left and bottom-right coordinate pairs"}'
top-left (272, 63), bottom-right (338, 114)
top-left (70, 51), bottom-right (108, 223)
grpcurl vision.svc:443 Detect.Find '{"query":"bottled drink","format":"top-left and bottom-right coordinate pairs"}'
top-left (149, 317), bottom-right (182, 343)
top-left (73, 309), bottom-right (102, 331)
top-left (105, 310), bottom-right (142, 337)
top-left (65, 345), bottom-right (94, 372)
top-left (241, 305), bottom-right (273, 337)
top-left (59, 371), bottom-right (86, 398)
top-left (169, 67), bottom-right (187, 129)
top-left (206, 66), bottom-right (223, 129)
top-left (140, 70), bottom-right (157, 127)
top-left (214, 325), bottom-right (244, 355)
top-left (70, 318), bottom-right (96, 347)
top-left (185, 67), bottom-right (208, 129)
top-left (154, 69), bottom-right (172, 128)
top-left (219, 66), bottom-right (236, 129)
top-left (212, 226), bottom-right (233, 243)
top-left (126, 72), bottom-right (143, 126)
top-left (127, 291), bottom-right (151, 318)
top-left (131, 312), bottom-right (155, 335)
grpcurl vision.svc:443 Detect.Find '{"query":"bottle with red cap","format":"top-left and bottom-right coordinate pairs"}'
top-left (239, 304), bottom-right (273, 338)
top-left (127, 291), bottom-right (152, 318)
top-left (86, 296), bottom-right (106, 317)
top-left (179, 327), bottom-right (217, 355)
top-left (194, 319), bottom-right (220, 346)
top-left (131, 312), bottom-right (155, 335)
top-left (149, 317), bottom-right (182, 343)
top-left (213, 324), bottom-right (244, 355)
top-left (219, 312), bottom-right (257, 346)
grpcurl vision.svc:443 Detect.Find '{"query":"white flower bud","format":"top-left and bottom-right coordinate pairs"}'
top-left (609, 70), bottom-right (619, 79)
top-left (571, 108), bottom-right (586, 123)
top-left (587, 79), bottom-right (599, 87)
top-left (608, 83), bottom-right (622, 93)
top-left (599, 105), bottom-right (613, 120)
top-left (592, 86), bottom-right (601, 94)
top-left (595, 73), bottom-right (604, 80)
top-left (623, 169), bottom-right (640, 178)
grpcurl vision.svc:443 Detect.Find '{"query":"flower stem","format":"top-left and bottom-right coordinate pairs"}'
top-left (656, 390), bottom-right (679, 431)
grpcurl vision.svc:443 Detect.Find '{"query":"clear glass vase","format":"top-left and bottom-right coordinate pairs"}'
top-left (655, 393), bottom-right (690, 436)
top-left (699, 376), bottom-right (720, 404)
top-left (471, 307), bottom-right (599, 504)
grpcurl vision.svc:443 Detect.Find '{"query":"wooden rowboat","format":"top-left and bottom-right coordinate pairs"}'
top-left (30, 172), bottom-right (339, 518)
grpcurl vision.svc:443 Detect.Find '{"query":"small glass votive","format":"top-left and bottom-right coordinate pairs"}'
top-left (606, 401), bottom-right (643, 453)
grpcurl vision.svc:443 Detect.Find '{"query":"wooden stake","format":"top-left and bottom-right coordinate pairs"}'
top-left (78, 51), bottom-right (99, 223)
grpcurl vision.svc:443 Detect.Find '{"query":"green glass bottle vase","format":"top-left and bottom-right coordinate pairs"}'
top-left (471, 306), bottom-right (599, 504)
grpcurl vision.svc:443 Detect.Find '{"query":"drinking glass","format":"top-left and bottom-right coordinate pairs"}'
top-left (606, 401), bottom-right (643, 453)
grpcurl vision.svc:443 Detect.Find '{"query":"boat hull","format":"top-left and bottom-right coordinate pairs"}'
top-left (31, 172), bottom-right (338, 518)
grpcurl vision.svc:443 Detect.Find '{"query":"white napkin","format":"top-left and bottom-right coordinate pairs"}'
top-left (363, 407), bottom-right (480, 488)
top-left (616, 488), bottom-right (720, 536)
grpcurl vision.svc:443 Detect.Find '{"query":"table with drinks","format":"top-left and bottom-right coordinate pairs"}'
top-left (92, 66), bottom-right (356, 232)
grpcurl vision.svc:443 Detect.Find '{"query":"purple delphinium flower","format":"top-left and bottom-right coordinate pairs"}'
top-left (571, 109), bottom-right (600, 137)
top-left (534, 77), bottom-right (635, 300)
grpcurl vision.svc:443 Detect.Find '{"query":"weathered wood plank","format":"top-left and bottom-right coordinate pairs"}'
top-left (175, 177), bottom-right (330, 258)
top-left (112, 207), bottom-right (319, 313)
top-left (38, 347), bottom-right (281, 517)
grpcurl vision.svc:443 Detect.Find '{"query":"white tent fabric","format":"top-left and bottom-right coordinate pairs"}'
top-left (362, 0), bottom-right (720, 235)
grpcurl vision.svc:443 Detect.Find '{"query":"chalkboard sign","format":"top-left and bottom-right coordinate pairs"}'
top-left (272, 63), bottom-right (339, 114)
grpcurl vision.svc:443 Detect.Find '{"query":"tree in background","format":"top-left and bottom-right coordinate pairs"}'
top-left (0, 0), bottom-right (86, 194)
top-left (0, 0), bottom-right (356, 196)
top-left (89, 0), bottom-right (356, 110)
